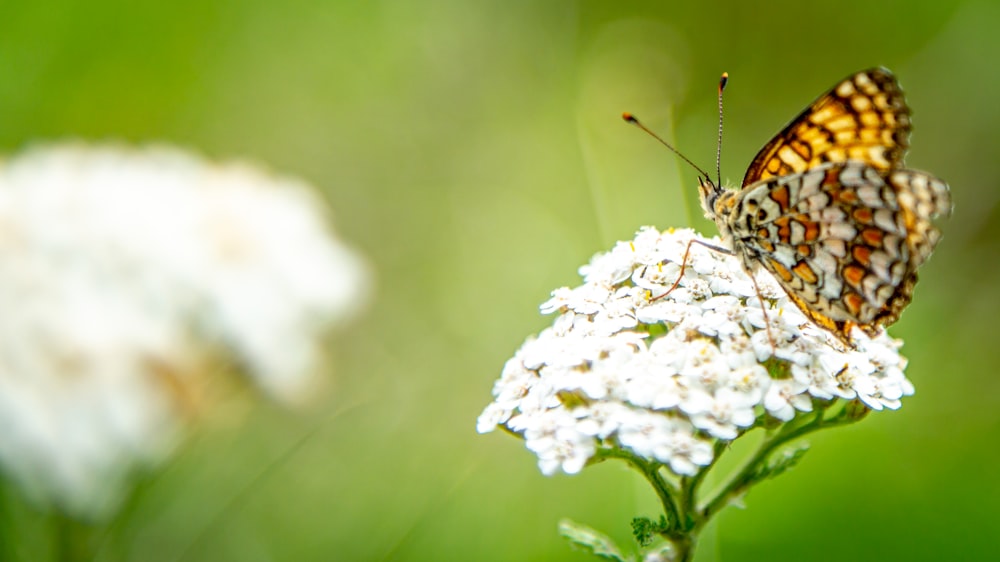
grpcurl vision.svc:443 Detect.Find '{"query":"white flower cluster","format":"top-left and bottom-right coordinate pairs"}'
top-left (478, 227), bottom-right (912, 477)
top-left (0, 143), bottom-right (368, 517)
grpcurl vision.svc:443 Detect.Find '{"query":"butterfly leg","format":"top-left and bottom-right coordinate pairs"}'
top-left (651, 236), bottom-right (780, 350)
top-left (651, 238), bottom-right (734, 302)
top-left (746, 270), bottom-right (777, 350)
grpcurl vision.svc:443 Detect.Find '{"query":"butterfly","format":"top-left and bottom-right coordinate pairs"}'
top-left (628, 68), bottom-right (952, 345)
top-left (701, 67), bottom-right (952, 344)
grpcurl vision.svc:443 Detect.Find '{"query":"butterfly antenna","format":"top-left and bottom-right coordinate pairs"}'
top-left (716, 72), bottom-right (728, 190)
top-left (622, 112), bottom-right (712, 182)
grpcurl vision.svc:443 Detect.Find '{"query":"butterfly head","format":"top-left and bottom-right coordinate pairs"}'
top-left (697, 176), bottom-right (726, 221)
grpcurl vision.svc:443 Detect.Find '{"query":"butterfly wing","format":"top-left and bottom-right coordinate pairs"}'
top-left (741, 68), bottom-right (911, 188)
top-left (730, 160), bottom-right (948, 343)
top-left (868, 168), bottom-right (952, 331)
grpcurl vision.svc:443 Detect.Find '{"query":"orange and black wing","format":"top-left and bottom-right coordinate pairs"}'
top-left (741, 68), bottom-right (911, 187)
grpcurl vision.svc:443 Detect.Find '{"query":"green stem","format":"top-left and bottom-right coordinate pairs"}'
top-left (684, 439), bottom-right (729, 514)
top-left (670, 532), bottom-right (695, 562)
top-left (593, 448), bottom-right (681, 528)
top-left (669, 439), bottom-right (728, 561)
top-left (597, 447), bottom-right (701, 561)
top-left (600, 401), bottom-right (868, 561)
top-left (701, 405), bottom-right (861, 520)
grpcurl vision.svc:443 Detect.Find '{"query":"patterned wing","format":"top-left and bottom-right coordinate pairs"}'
top-left (728, 160), bottom-right (949, 343)
top-left (868, 168), bottom-right (952, 330)
top-left (741, 68), bottom-right (911, 187)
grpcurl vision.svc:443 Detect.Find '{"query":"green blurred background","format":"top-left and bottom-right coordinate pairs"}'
top-left (2, 0), bottom-right (998, 560)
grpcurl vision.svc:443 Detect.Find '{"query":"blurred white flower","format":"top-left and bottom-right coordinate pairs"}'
top-left (478, 227), bottom-right (912, 477)
top-left (0, 143), bottom-right (368, 518)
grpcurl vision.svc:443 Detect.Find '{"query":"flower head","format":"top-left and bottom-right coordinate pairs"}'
top-left (478, 227), bottom-right (912, 476)
top-left (0, 143), bottom-right (368, 517)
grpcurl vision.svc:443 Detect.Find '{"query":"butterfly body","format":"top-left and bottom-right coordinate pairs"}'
top-left (697, 68), bottom-right (951, 344)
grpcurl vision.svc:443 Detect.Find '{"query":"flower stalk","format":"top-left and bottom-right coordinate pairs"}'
top-left (480, 227), bottom-right (914, 560)
top-left (577, 398), bottom-right (869, 560)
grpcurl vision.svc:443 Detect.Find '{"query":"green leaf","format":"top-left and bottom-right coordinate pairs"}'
top-left (558, 519), bottom-right (633, 562)
top-left (630, 515), bottom-right (669, 547)
top-left (632, 519), bottom-right (653, 547)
